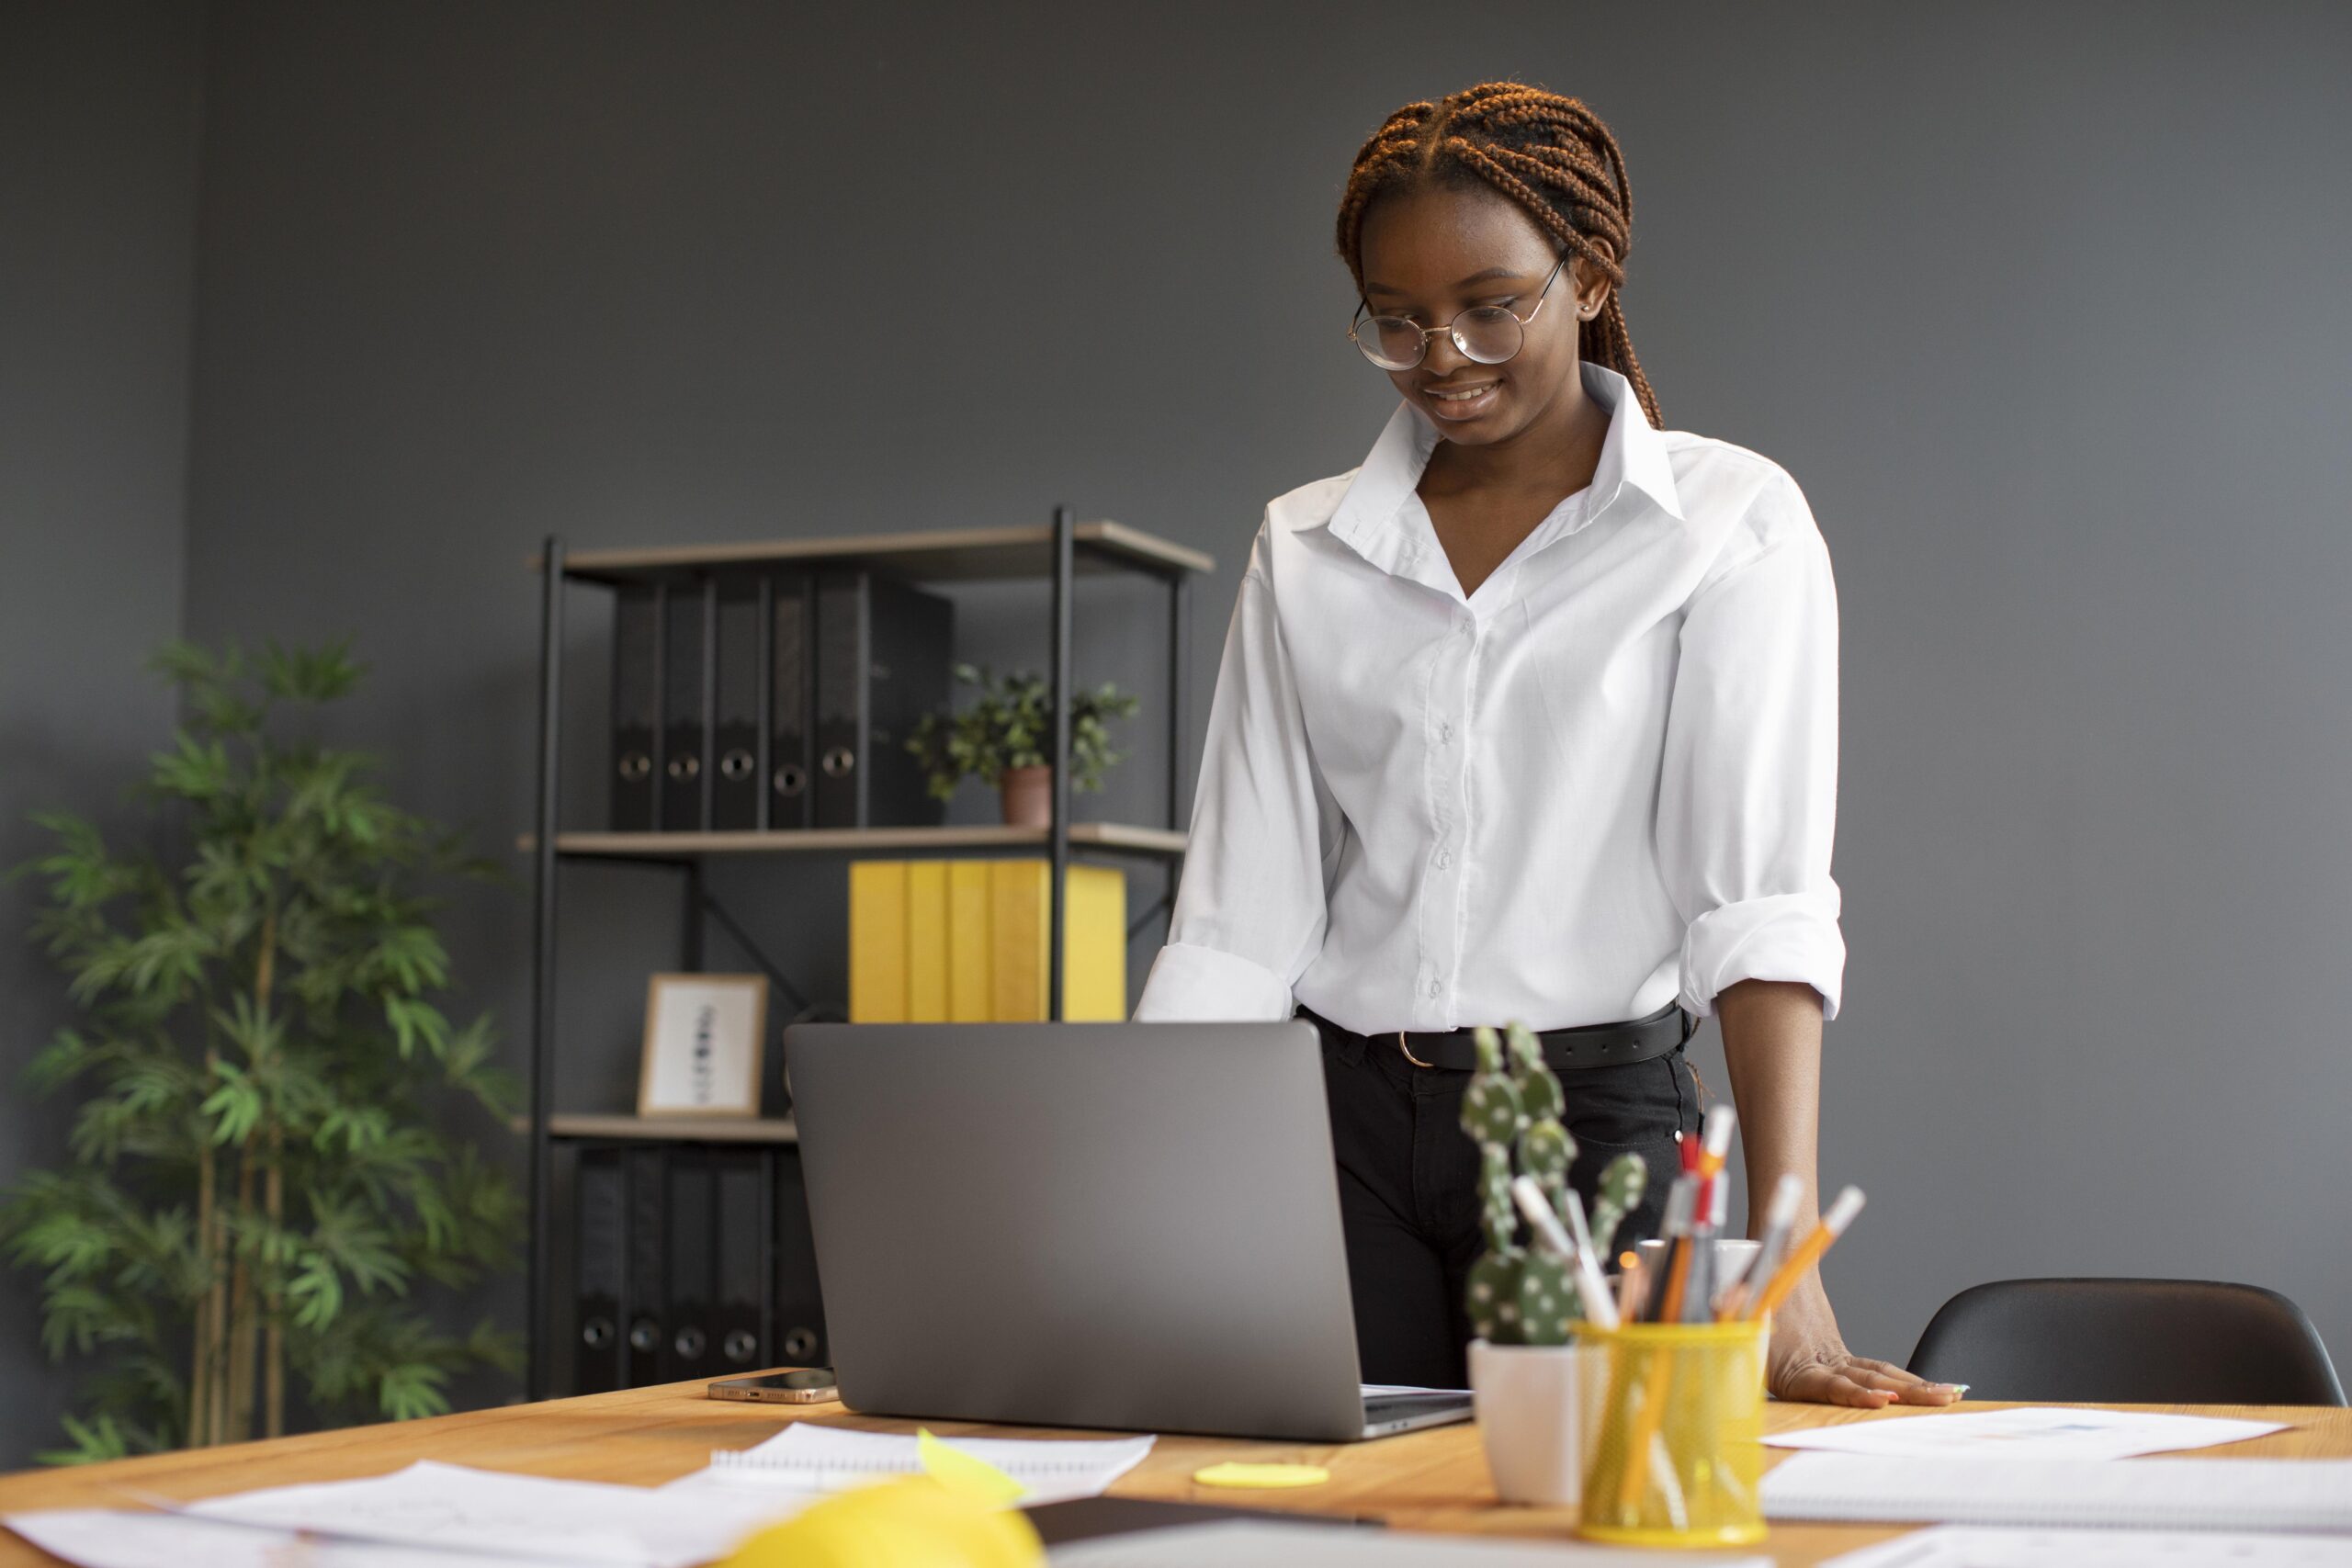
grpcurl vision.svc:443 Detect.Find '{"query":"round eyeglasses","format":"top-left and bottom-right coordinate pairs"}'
top-left (1348, 249), bottom-right (1570, 372)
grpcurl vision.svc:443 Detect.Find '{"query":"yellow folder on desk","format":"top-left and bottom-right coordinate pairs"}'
top-left (849, 857), bottom-right (1125, 1023)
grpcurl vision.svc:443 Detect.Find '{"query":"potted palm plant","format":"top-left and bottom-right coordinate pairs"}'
top-left (905, 662), bottom-right (1140, 827)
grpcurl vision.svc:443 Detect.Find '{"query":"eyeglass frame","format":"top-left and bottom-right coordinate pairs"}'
top-left (1346, 247), bottom-right (1574, 371)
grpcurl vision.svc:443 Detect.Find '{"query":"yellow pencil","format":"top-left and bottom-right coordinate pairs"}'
top-left (1744, 1186), bottom-right (1865, 1322)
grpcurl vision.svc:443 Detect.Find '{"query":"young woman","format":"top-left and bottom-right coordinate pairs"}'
top-left (1134, 83), bottom-right (1960, 1408)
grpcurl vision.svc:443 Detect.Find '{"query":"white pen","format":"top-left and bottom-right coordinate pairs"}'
top-left (1721, 1171), bottom-right (1804, 1322)
top-left (1510, 1175), bottom-right (1621, 1329)
top-left (1556, 1186), bottom-right (1625, 1332)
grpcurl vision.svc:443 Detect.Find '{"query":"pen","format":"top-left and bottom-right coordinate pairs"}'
top-left (1510, 1175), bottom-right (1620, 1329)
top-left (1616, 1255), bottom-right (1644, 1322)
top-left (1743, 1185), bottom-right (1866, 1322)
top-left (1718, 1171), bottom-right (1803, 1322)
top-left (1555, 1184), bottom-right (1626, 1333)
top-left (1651, 1176), bottom-right (1697, 1325)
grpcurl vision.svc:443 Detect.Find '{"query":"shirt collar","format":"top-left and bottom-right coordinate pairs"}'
top-left (1322, 361), bottom-right (1683, 563)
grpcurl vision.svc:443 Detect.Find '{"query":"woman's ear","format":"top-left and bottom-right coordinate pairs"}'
top-left (1568, 251), bottom-right (1613, 320)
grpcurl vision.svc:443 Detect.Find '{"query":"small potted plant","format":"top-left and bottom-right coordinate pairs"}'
top-left (905, 662), bottom-right (1141, 827)
top-left (1463, 1021), bottom-right (1647, 1507)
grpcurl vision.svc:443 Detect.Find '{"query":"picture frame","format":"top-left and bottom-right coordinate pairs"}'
top-left (637, 972), bottom-right (767, 1118)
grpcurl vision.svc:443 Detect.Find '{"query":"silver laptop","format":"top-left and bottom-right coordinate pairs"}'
top-left (783, 1019), bottom-right (1474, 1442)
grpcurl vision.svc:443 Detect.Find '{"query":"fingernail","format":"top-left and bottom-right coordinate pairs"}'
top-left (1943, 1382), bottom-right (1970, 1394)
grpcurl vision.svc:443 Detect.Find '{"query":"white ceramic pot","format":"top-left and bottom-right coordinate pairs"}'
top-left (1468, 1337), bottom-right (1587, 1507)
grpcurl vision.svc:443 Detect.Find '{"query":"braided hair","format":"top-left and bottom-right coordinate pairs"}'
top-left (1337, 83), bottom-right (1661, 428)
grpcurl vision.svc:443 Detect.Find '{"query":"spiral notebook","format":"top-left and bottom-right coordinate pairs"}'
top-left (681, 1424), bottom-right (1158, 1506)
top-left (1763, 1451), bottom-right (2352, 1533)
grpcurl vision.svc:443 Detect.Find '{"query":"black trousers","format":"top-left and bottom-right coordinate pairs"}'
top-left (1301, 1005), bottom-right (1699, 1389)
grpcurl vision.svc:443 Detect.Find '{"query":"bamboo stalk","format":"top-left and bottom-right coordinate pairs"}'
top-left (255, 906), bottom-right (285, 1440)
top-left (199, 1042), bottom-right (232, 1449)
top-left (226, 1147), bottom-right (256, 1441)
top-left (188, 1135), bottom-right (215, 1449)
top-left (265, 1149), bottom-right (284, 1438)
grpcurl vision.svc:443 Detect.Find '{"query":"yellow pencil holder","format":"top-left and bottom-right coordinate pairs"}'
top-left (1571, 1319), bottom-right (1768, 1548)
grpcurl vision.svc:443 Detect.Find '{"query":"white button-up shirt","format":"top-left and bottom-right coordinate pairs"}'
top-left (1134, 362), bottom-right (1845, 1034)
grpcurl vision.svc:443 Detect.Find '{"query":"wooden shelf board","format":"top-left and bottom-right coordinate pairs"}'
top-left (516, 822), bottom-right (1188, 859)
top-left (535, 521), bottom-right (1214, 584)
top-left (522, 1113), bottom-right (800, 1144)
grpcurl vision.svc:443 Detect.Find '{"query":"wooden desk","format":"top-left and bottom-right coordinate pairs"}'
top-left (0, 1382), bottom-right (2345, 1565)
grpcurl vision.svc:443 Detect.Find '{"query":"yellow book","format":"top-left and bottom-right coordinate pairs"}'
top-left (946, 861), bottom-right (994, 1021)
top-left (847, 860), bottom-right (908, 1023)
top-left (1060, 863), bottom-right (1127, 1021)
top-left (986, 859), bottom-right (1127, 1022)
top-left (905, 860), bottom-right (948, 1022)
top-left (989, 860), bottom-right (1048, 1021)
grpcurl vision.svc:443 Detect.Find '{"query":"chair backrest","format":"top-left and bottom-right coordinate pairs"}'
top-left (1908, 1278), bottom-right (2346, 1405)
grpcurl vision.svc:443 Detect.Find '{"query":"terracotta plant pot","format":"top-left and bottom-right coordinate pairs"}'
top-left (999, 764), bottom-right (1053, 828)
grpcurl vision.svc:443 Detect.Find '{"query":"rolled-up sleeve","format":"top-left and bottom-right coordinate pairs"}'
top-left (1134, 526), bottom-right (1340, 1021)
top-left (1655, 475), bottom-right (1847, 1021)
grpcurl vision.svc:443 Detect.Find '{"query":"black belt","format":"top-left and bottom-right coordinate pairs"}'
top-left (1307, 1001), bottom-right (1692, 1072)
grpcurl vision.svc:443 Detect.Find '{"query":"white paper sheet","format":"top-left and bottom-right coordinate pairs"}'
top-left (1762, 1451), bottom-right (2352, 1532)
top-left (1050, 1517), bottom-right (1771, 1566)
top-left (1763, 1405), bottom-right (2287, 1461)
top-left (1824, 1524), bottom-right (2352, 1567)
top-left (678, 1423), bottom-right (1156, 1506)
top-left (187, 1460), bottom-right (813, 1567)
top-left (6, 1506), bottom-right (548, 1568)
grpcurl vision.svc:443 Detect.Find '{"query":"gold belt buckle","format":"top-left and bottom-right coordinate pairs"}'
top-left (1396, 1030), bottom-right (1436, 1068)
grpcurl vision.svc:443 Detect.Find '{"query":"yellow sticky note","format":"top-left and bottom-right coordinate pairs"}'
top-left (918, 1427), bottom-right (1030, 1505)
top-left (1192, 1461), bottom-right (1330, 1489)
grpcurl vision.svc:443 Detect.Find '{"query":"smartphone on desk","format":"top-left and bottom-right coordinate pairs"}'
top-left (707, 1368), bottom-right (839, 1404)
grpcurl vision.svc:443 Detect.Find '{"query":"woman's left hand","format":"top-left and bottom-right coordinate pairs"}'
top-left (1768, 1270), bottom-right (1964, 1407)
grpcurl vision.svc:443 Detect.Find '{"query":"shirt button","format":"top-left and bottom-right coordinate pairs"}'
top-left (1435, 849), bottom-right (1453, 870)
top-left (1427, 978), bottom-right (1442, 998)
top-left (1439, 721), bottom-right (1454, 743)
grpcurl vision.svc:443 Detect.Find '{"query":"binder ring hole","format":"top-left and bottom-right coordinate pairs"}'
top-left (719, 748), bottom-right (755, 782)
top-left (820, 746), bottom-right (855, 778)
top-left (581, 1317), bottom-right (614, 1348)
top-left (783, 1327), bottom-right (820, 1361)
top-left (774, 763), bottom-right (808, 796)
top-left (722, 1329), bottom-right (759, 1364)
top-left (667, 754), bottom-right (701, 780)
top-left (628, 1318), bottom-right (661, 1352)
top-left (617, 752), bottom-right (652, 782)
top-left (673, 1325), bottom-right (707, 1360)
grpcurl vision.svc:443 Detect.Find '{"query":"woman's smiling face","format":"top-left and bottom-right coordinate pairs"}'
top-left (1355, 182), bottom-right (1603, 447)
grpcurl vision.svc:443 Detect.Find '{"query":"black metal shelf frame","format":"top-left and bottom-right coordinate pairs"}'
top-left (522, 507), bottom-right (1199, 1398)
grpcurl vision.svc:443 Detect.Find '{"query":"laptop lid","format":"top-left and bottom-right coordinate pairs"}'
top-left (784, 1020), bottom-right (1372, 1442)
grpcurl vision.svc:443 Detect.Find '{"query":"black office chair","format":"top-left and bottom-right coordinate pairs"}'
top-left (1908, 1278), bottom-right (2346, 1405)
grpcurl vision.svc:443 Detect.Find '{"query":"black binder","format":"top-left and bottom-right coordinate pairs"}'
top-left (711, 578), bottom-right (768, 831)
top-left (661, 578), bottom-right (715, 832)
top-left (662, 1148), bottom-right (718, 1382)
top-left (772, 1147), bottom-right (829, 1367)
top-left (812, 570), bottom-right (954, 829)
top-left (713, 1151), bottom-right (772, 1371)
top-left (609, 585), bottom-right (662, 831)
top-left (624, 1147), bottom-right (667, 1386)
top-left (769, 573), bottom-right (814, 830)
top-left (573, 1148), bottom-right (627, 1394)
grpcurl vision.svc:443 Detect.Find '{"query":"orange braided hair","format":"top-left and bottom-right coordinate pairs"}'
top-left (1337, 83), bottom-right (1661, 428)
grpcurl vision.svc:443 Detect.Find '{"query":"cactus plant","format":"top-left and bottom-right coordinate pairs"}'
top-left (1461, 1021), bottom-right (1649, 1347)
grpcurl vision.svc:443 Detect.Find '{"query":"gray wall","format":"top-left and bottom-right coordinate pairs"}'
top-left (6, 0), bottom-right (2349, 1461)
top-left (0, 2), bottom-right (204, 1463)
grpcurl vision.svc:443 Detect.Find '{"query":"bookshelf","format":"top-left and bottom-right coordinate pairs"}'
top-left (511, 1113), bottom-right (802, 1145)
top-left (515, 821), bottom-right (1189, 859)
top-left (520, 509), bottom-right (1210, 1398)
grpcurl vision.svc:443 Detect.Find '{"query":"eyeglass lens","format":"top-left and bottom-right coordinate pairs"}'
top-left (1357, 306), bottom-right (1524, 371)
